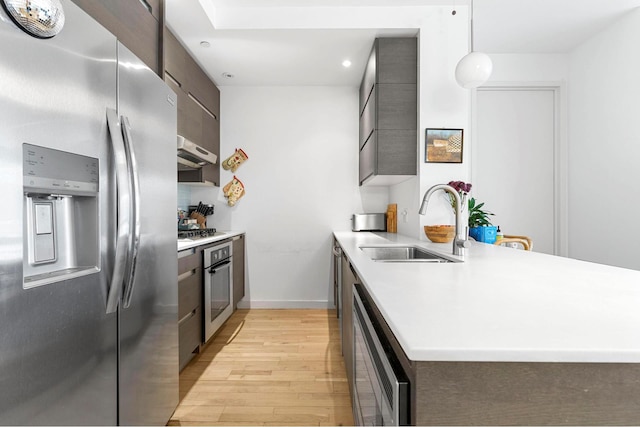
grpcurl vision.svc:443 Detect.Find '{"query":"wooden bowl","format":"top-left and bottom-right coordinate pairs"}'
top-left (424, 225), bottom-right (455, 243)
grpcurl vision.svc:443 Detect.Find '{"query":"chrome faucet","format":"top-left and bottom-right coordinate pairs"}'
top-left (419, 184), bottom-right (470, 256)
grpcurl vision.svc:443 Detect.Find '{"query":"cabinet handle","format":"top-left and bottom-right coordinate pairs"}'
top-left (179, 308), bottom-right (197, 325)
top-left (178, 248), bottom-right (196, 259)
top-left (138, 0), bottom-right (152, 14)
top-left (178, 269), bottom-right (196, 282)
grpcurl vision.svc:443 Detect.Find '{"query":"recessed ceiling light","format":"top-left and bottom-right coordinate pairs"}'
top-left (222, 72), bottom-right (234, 79)
top-left (342, 60), bottom-right (352, 68)
top-left (200, 41), bottom-right (210, 48)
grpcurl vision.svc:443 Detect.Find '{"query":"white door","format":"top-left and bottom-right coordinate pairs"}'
top-left (474, 89), bottom-right (557, 255)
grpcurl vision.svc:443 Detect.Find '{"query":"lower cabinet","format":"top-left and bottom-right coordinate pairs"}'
top-left (177, 233), bottom-right (246, 371)
top-left (340, 253), bottom-right (414, 425)
top-left (232, 234), bottom-right (245, 309)
top-left (339, 253), bottom-right (640, 426)
top-left (178, 246), bottom-right (203, 371)
top-left (341, 254), bottom-right (357, 398)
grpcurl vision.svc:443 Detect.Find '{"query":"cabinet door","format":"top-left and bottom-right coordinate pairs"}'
top-left (178, 247), bottom-right (203, 371)
top-left (376, 83), bottom-right (417, 130)
top-left (165, 76), bottom-right (188, 141)
top-left (359, 132), bottom-right (377, 185)
top-left (376, 130), bottom-right (417, 176)
top-left (184, 94), bottom-right (204, 146)
top-left (232, 235), bottom-right (245, 310)
top-left (164, 29), bottom-right (189, 85)
top-left (377, 38), bottom-right (417, 84)
top-left (359, 45), bottom-right (376, 116)
top-left (341, 256), bottom-right (356, 398)
top-left (178, 306), bottom-right (202, 371)
top-left (201, 109), bottom-right (220, 186)
top-left (178, 269), bottom-right (202, 321)
top-left (189, 66), bottom-right (220, 119)
top-left (359, 86), bottom-right (376, 150)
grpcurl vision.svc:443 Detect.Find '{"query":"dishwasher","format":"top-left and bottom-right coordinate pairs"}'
top-left (352, 284), bottom-right (409, 426)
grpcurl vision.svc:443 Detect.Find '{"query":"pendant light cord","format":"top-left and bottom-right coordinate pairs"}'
top-left (469, 0), bottom-right (475, 52)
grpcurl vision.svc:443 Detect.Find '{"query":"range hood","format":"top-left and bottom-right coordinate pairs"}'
top-left (177, 135), bottom-right (217, 171)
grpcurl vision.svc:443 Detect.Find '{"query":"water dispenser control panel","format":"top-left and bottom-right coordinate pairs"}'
top-left (23, 143), bottom-right (100, 288)
top-left (23, 143), bottom-right (98, 196)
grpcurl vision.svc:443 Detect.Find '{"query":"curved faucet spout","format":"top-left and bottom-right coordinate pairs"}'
top-left (419, 184), bottom-right (469, 257)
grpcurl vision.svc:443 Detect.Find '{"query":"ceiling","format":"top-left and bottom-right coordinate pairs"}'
top-left (166, 0), bottom-right (640, 87)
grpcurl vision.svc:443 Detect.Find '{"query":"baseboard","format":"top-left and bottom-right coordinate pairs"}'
top-left (237, 300), bottom-right (334, 309)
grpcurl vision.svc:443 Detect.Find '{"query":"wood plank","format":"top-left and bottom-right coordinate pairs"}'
top-left (171, 309), bottom-right (353, 426)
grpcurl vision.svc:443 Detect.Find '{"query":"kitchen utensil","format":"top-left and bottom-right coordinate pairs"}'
top-left (424, 225), bottom-right (455, 243)
top-left (386, 204), bottom-right (397, 233)
top-left (189, 211), bottom-right (206, 228)
top-left (352, 213), bottom-right (386, 232)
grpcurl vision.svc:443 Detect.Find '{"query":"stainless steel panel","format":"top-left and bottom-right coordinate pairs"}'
top-left (116, 43), bottom-right (178, 426)
top-left (23, 144), bottom-right (101, 288)
top-left (0, 0), bottom-right (118, 424)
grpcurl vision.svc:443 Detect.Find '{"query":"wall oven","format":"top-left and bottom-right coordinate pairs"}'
top-left (203, 241), bottom-right (233, 342)
top-left (353, 284), bottom-right (409, 426)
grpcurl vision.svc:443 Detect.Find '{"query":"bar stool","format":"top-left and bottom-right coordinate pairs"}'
top-left (495, 235), bottom-right (532, 251)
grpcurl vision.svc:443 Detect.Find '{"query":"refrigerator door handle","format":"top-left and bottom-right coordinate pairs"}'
top-left (121, 115), bottom-right (141, 308)
top-left (105, 108), bottom-right (131, 314)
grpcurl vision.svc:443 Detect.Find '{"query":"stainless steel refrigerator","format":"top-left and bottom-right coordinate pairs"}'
top-left (0, 0), bottom-right (178, 424)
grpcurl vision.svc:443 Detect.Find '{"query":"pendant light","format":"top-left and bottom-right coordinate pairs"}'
top-left (455, 0), bottom-right (492, 88)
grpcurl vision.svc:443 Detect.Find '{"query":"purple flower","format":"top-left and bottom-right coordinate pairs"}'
top-left (448, 180), bottom-right (471, 195)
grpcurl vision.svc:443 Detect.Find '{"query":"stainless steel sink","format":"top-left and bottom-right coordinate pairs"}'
top-left (359, 246), bottom-right (460, 263)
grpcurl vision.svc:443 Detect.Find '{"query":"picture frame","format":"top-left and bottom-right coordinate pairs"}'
top-left (425, 128), bottom-right (464, 163)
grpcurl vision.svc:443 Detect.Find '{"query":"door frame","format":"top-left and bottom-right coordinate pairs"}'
top-left (471, 81), bottom-right (568, 256)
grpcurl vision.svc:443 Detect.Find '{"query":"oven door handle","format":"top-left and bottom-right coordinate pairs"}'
top-left (208, 259), bottom-right (231, 274)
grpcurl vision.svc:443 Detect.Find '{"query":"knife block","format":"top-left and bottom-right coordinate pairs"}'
top-left (189, 211), bottom-right (207, 228)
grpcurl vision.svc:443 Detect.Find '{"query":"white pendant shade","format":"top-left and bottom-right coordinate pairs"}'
top-left (455, 51), bottom-right (493, 89)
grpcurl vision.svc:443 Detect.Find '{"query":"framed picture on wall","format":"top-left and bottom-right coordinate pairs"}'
top-left (425, 128), bottom-right (464, 163)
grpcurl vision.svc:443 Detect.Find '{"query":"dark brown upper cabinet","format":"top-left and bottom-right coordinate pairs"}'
top-left (70, 0), bottom-right (163, 75)
top-left (164, 28), bottom-right (221, 187)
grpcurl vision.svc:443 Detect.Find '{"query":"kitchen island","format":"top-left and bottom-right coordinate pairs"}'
top-left (334, 231), bottom-right (640, 425)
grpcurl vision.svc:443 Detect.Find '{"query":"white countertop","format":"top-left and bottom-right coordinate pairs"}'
top-left (334, 231), bottom-right (640, 363)
top-left (177, 230), bottom-right (244, 251)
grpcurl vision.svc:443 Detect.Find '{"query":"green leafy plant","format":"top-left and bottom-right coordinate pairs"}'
top-left (468, 197), bottom-right (494, 228)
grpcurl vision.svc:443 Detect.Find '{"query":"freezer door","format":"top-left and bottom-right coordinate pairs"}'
top-left (0, 1), bottom-right (118, 425)
top-left (116, 43), bottom-right (179, 426)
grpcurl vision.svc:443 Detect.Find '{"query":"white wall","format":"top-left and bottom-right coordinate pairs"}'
top-left (488, 54), bottom-right (569, 83)
top-left (471, 53), bottom-right (569, 254)
top-left (391, 8), bottom-right (471, 241)
top-left (188, 86), bottom-right (389, 308)
top-left (568, 8), bottom-right (640, 270)
top-left (184, 6), bottom-right (472, 306)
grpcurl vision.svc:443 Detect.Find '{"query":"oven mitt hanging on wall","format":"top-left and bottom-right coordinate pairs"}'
top-left (223, 175), bottom-right (245, 207)
top-left (221, 148), bottom-right (249, 172)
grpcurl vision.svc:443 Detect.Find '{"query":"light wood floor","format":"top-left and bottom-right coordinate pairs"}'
top-left (169, 309), bottom-right (354, 426)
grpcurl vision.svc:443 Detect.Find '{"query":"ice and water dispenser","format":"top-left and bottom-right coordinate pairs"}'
top-left (23, 143), bottom-right (100, 288)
